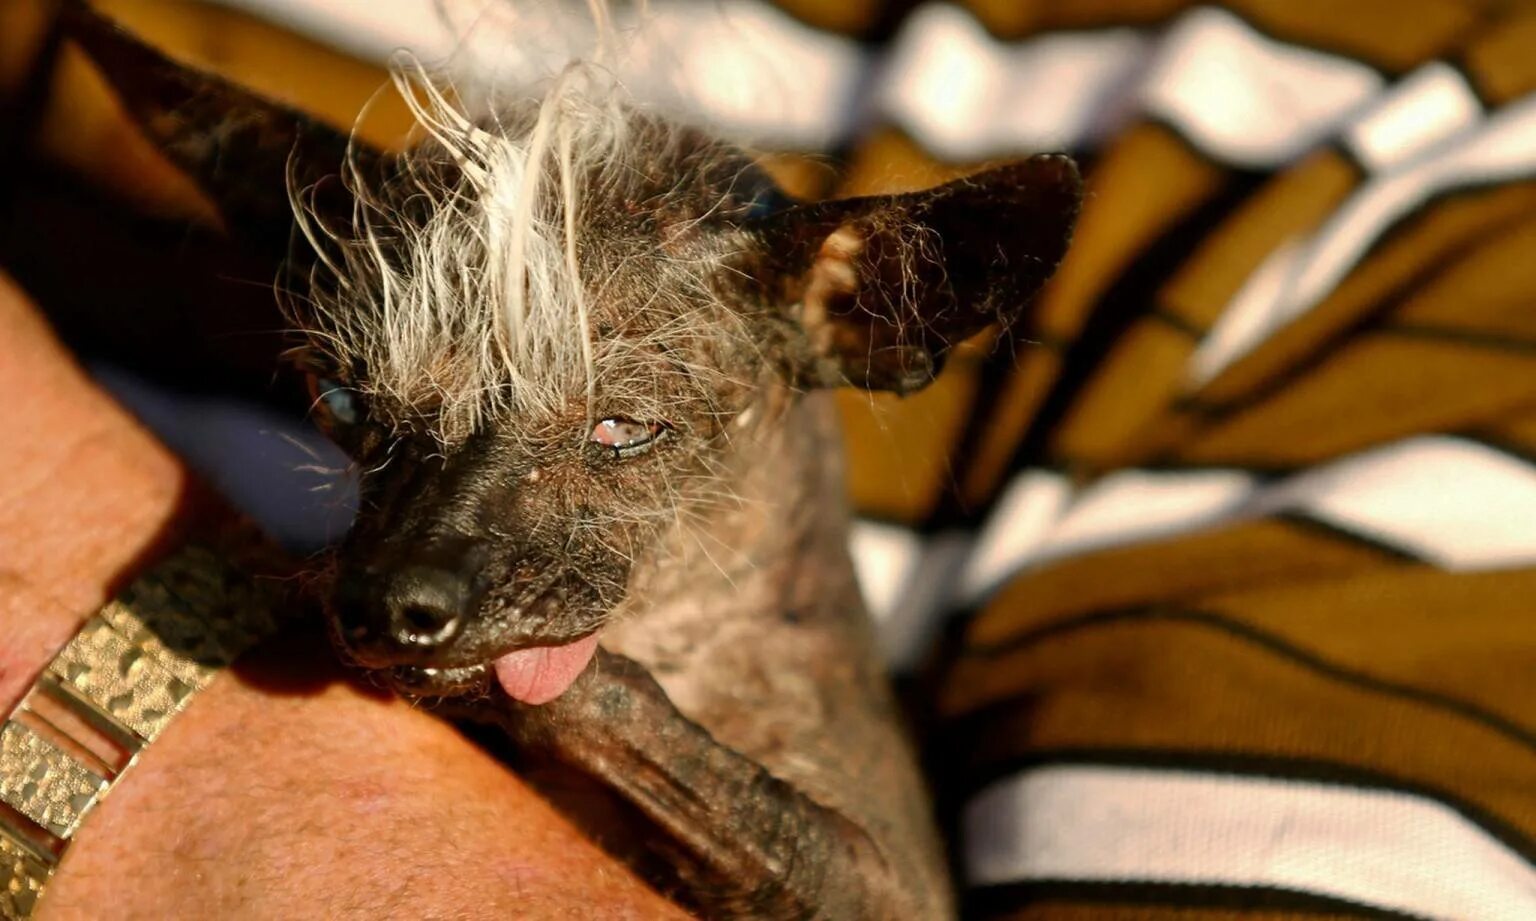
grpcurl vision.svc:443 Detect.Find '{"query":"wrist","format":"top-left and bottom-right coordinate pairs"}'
top-left (0, 272), bottom-right (188, 712)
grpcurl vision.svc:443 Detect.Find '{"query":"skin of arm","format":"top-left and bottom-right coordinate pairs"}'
top-left (0, 271), bottom-right (686, 920)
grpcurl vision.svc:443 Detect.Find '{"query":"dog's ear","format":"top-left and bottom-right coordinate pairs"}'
top-left (61, 1), bottom-right (387, 262)
top-left (749, 156), bottom-right (1081, 394)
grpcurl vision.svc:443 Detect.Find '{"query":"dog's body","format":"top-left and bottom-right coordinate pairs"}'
top-left (459, 390), bottom-right (952, 918)
top-left (65, 6), bottom-right (1079, 917)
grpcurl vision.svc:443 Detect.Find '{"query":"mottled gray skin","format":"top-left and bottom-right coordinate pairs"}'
top-left (460, 390), bottom-right (953, 919)
top-left (66, 8), bottom-right (1080, 919)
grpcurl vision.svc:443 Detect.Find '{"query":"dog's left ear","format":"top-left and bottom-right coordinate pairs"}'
top-left (62, 2), bottom-right (386, 262)
top-left (749, 156), bottom-right (1081, 394)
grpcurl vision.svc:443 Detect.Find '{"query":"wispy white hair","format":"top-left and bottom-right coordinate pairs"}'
top-left (288, 0), bottom-right (787, 452)
top-left (292, 55), bottom-right (627, 443)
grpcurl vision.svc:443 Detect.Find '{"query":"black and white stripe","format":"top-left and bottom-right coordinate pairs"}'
top-left (963, 763), bottom-right (1536, 920)
top-left (957, 435), bottom-right (1536, 608)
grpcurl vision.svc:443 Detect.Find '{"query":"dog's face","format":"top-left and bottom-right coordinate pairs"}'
top-left (305, 119), bottom-right (793, 698)
top-left (297, 104), bottom-right (1079, 702)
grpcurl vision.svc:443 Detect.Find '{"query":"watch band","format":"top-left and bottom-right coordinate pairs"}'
top-left (0, 544), bottom-right (282, 919)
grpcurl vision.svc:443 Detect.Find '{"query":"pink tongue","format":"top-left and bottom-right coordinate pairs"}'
top-left (493, 634), bottom-right (600, 705)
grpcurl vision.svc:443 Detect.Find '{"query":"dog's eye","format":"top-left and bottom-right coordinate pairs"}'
top-left (742, 185), bottom-right (791, 220)
top-left (307, 374), bottom-right (362, 429)
top-left (591, 418), bottom-right (669, 458)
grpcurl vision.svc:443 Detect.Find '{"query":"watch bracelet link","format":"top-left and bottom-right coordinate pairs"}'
top-left (1, 544), bottom-right (283, 919)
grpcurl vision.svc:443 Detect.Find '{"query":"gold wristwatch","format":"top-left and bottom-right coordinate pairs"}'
top-left (1, 544), bottom-right (282, 919)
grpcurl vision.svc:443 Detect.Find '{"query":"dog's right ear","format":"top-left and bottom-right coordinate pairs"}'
top-left (61, 1), bottom-right (386, 262)
top-left (746, 157), bottom-right (1081, 394)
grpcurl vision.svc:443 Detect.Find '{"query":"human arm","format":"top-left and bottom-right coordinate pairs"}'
top-left (0, 272), bottom-right (684, 920)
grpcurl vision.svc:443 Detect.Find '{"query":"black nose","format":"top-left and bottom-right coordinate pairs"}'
top-left (382, 564), bottom-right (470, 649)
top-left (333, 539), bottom-right (488, 665)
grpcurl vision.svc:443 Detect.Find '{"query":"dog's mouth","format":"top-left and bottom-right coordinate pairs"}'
top-left (386, 634), bottom-right (601, 703)
top-left (388, 663), bottom-right (493, 698)
top-left (332, 565), bottom-right (607, 704)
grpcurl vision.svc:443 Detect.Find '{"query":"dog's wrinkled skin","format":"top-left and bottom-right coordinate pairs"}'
top-left (68, 9), bottom-right (1080, 918)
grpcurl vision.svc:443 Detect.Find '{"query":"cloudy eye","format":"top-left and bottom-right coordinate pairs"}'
top-left (742, 185), bottom-right (790, 220)
top-left (308, 375), bottom-right (361, 428)
top-left (591, 418), bottom-right (669, 458)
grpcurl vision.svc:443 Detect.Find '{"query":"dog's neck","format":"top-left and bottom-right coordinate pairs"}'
top-left (600, 388), bottom-right (866, 717)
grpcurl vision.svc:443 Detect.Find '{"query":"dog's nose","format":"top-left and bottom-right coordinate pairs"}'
top-left (382, 564), bottom-right (468, 648)
top-left (332, 538), bottom-right (488, 666)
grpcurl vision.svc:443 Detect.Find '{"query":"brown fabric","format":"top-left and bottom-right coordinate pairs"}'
top-left (1479, 401), bottom-right (1536, 455)
top-left (1189, 181), bottom-right (1536, 409)
top-left (1177, 334), bottom-right (1536, 466)
top-left (772, 0), bottom-right (887, 34)
top-left (964, 519), bottom-right (1400, 648)
top-left (942, 614), bottom-right (1536, 840)
top-left (933, 9), bottom-right (1536, 495)
top-left (1460, 7), bottom-right (1536, 103)
top-left (1034, 10), bottom-right (1536, 476)
top-left (1051, 149), bottom-right (1362, 470)
top-left (964, 0), bottom-right (1196, 38)
top-left (1199, 567), bottom-right (1536, 729)
top-left (1227, 0), bottom-right (1483, 72)
top-left (914, 5), bottom-right (1536, 919)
